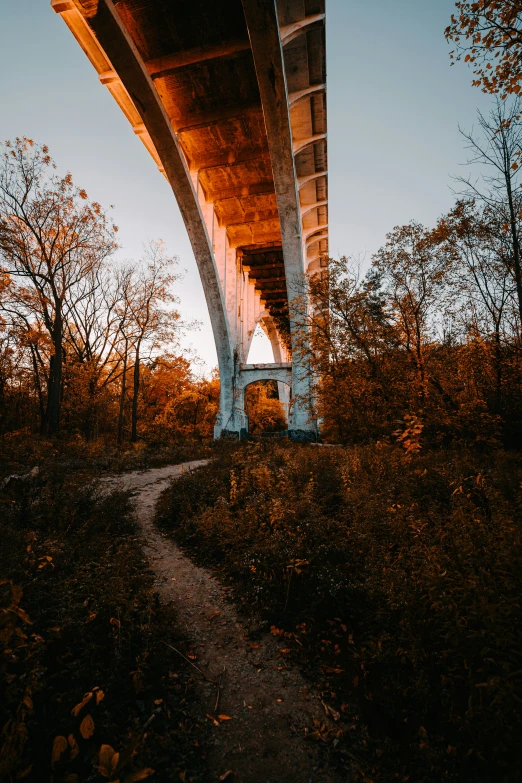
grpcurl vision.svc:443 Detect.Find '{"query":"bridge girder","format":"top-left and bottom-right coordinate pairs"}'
top-left (51, 0), bottom-right (328, 439)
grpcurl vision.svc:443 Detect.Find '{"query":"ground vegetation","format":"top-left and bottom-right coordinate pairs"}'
top-left (0, 464), bottom-right (208, 782)
top-left (156, 441), bottom-right (522, 782)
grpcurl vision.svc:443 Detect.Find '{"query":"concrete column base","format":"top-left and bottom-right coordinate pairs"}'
top-left (288, 428), bottom-right (318, 443)
top-left (214, 409), bottom-right (249, 439)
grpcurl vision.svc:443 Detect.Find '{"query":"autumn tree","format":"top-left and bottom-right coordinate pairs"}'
top-left (124, 242), bottom-right (182, 442)
top-left (446, 1), bottom-right (522, 97)
top-left (139, 357), bottom-right (220, 439)
top-left (0, 138), bottom-right (118, 435)
top-left (244, 381), bottom-right (287, 434)
top-left (373, 222), bottom-right (452, 402)
top-left (305, 257), bottom-right (402, 442)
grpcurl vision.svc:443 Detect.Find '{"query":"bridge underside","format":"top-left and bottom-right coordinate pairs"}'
top-left (52, 0), bottom-right (328, 438)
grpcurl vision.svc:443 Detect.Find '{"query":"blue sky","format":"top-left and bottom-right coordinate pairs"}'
top-left (0, 0), bottom-right (491, 369)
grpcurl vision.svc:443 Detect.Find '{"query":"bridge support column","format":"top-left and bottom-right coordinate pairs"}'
top-left (242, 0), bottom-right (318, 442)
top-left (214, 360), bottom-right (248, 440)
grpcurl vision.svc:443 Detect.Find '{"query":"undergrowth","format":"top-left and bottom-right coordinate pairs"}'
top-left (156, 441), bottom-right (522, 783)
top-left (0, 467), bottom-right (207, 782)
top-left (0, 434), bottom-right (212, 480)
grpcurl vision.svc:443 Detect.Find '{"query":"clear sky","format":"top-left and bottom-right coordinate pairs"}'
top-left (0, 0), bottom-right (492, 370)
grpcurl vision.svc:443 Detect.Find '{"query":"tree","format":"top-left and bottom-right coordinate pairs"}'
top-left (113, 265), bottom-right (135, 444)
top-left (0, 138), bottom-right (118, 435)
top-left (245, 381), bottom-right (287, 433)
top-left (457, 98), bottom-right (522, 326)
top-left (434, 199), bottom-right (515, 408)
top-left (304, 257), bottom-right (404, 442)
top-left (446, 1), bottom-right (522, 98)
top-left (124, 242), bottom-right (182, 442)
top-left (373, 222), bottom-right (451, 402)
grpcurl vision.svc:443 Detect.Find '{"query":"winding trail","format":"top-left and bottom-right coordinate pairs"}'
top-left (105, 462), bottom-right (343, 783)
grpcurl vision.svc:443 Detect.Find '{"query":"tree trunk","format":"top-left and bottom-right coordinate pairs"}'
top-left (29, 344), bottom-right (45, 430)
top-left (131, 341), bottom-right (140, 443)
top-left (42, 307), bottom-right (62, 436)
top-left (494, 322), bottom-right (503, 412)
top-left (504, 168), bottom-right (522, 329)
top-left (117, 339), bottom-right (128, 445)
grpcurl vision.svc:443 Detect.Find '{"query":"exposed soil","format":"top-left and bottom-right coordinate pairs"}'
top-left (105, 462), bottom-right (344, 783)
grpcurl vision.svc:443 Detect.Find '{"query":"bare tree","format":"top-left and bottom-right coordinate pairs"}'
top-left (457, 98), bottom-right (522, 328)
top-left (436, 199), bottom-right (515, 408)
top-left (114, 265), bottom-right (135, 444)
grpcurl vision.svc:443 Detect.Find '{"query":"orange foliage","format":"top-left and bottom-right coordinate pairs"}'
top-left (446, 1), bottom-right (522, 97)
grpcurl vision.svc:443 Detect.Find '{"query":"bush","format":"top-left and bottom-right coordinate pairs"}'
top-left (156, 441), bottom-right (522, 782)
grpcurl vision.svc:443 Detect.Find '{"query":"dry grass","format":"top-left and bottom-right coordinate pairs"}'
top-left (157, 441), bottom-right (522, 783)
top-left (0, 433), bottom-right (213, 481)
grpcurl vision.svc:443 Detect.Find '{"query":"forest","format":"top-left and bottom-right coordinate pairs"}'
top-left (1, 1), bottom-right (522, 782)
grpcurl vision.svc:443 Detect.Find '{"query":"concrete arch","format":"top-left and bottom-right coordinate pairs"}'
top-left (238, 363), bottom-right (292, 392)
top-left (53, 0), bottom-right (235, 427)
top-left (53, 0), bottom-right (326, 442)
top-left (241, 368), bottom-right (292, 434)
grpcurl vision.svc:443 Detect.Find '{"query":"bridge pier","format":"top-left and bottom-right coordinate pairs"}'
top-left (51, 0), bottom-right (327, 442)
top-left (214, 359), bottom-right (317, 441)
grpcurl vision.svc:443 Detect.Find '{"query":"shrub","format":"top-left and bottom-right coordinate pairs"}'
top-left (157, 441), bottom-right (522, 782)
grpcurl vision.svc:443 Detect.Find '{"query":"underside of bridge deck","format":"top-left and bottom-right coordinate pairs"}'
top-left (52, 0), bottom-right (328, 439)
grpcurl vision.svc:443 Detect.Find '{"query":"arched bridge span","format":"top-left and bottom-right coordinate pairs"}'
top-left (51, 0), bottom-right (328, 439)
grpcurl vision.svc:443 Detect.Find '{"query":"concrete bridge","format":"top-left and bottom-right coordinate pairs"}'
top-left (51, 0), bottom-right (328, 439)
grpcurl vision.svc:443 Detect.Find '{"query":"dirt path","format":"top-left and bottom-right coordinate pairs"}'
top-left (105, 462), bottom-right (344, 783)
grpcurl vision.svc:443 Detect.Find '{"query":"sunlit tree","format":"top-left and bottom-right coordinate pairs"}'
top-left (0, 138), bottom-right (118, 434)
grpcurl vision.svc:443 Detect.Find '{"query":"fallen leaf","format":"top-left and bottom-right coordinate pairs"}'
top-left (71, 692), bottom-right (93, 716)
top-left (206, 714), bottom-right (219, 726)
top-left (96, 689), bottom-right (105, 705)
top-left (218, 714), bottom-right (232, 721)
top-left (206, 611), bottom-right (221, 621)
top-left (304, 730), bottom-right (322, 742)
top-left (99, 744), bottom-right (119, 778)
top-left (68, 734), bottom-right (79, 761)
top-left (79, 714), bottom-right (95, 739)
top-left (123, 770), bottom-right (155, 783)
top-left (219, 772), bottom-right (233, 781)
top-left (322, 700), bottom-right (340, 721)
top-left (51, 736), bottom-right (68, 766)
